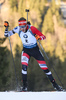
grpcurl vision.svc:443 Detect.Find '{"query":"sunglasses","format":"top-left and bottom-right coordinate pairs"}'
top-left (19, 25), bottom-right (26, 28)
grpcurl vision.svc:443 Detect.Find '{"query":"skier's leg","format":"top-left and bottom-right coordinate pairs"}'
top-left (37, 60), bottom-right (55, 83)
top-left (21, 51), bottom-right (30, 91)
top-left (21, 65), bottom-right (27, 90)
top-left (37, 59), bottom-right (63, 91)
top-left (33, 48), bottom-right (62, 91)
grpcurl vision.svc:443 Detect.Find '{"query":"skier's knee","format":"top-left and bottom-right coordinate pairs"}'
top-left (22, 65), bottom-right (27, 71)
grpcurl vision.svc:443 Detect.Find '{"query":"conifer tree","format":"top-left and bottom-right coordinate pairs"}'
top-left (18, 0), bottom-right (26, 17)
top-left (55, 41), bottom-right (64, 62)
top-left (0, 37), bottom-right (10, 91)
top-left (51, 0), bottom-right (56, 14)
top-left (14, 44), bottom-right (22, 86)
top-left (29, 0), bottom-right (44, 28)
top-left (9, 0), bottom-right (18, 11)
top-left (42, 8), bottom-right (54, 35)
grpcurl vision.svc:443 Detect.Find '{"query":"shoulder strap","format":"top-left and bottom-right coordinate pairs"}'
top-left (28, 25), bottom-right (35, 36)
top-left (18, 30), bottom-right (21, 37)
top-left (18, 25), bottom-right (35, 37)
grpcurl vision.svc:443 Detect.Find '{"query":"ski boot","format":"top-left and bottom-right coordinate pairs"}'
top-left (20, 86), bottom-right (27, 92)
top-left (21, 80), bottom-right (27, 92)
top-left (53, 84), bottom-right (63, 91)
top-left (22, 86), bottom-right (27, 92)
top-left (52, 81), bottom-right (63, 91)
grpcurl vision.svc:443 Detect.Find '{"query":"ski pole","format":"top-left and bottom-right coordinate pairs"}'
top-left (25, 9), bottom-right (29, 22)
top-left (5, 26), bottom-right (18, 90)
top-left (38, 40), bottom-right (64, 88)
top-left (8, 34), bottom-right (18, 90)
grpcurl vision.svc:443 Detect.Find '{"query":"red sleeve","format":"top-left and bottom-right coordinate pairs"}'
top-left (30, 26), bottom-right (46, 40)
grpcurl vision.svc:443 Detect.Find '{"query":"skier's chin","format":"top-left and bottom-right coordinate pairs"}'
top-left (22, 31), bottom-right (24, 32)
top-left (22, 30), bottom-right (25, 32)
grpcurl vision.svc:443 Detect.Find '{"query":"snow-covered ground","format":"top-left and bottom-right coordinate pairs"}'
top-left (0, 91), bottom-right (66, 100)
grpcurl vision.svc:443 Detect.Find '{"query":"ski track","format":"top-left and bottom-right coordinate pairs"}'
top-left (0, 91), bottom-right (66, 100)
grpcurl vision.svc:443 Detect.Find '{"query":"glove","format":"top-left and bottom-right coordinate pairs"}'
top-left (35, 35), bottom-right (40, 40)
top-left (4, 21), bottom-right (9, 37)
top-left (4, 21), bottom-right (9, 27)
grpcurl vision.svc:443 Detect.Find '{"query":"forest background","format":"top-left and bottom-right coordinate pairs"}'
top-left (0, 0), bottom-right (66, 91)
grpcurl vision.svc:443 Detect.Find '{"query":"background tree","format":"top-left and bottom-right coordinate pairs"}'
top-left (51, 0), bottom-right (56, 14)
top-left (9, 0), bottom-right (18, 12)
top-left (0, 37), bottom-right (10, 91)
top-left (42, 8), bottom-right (54, 35)
top-left (14, 44), bottom-right (22, 88)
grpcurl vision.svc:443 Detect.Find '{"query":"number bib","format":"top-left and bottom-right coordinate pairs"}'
top-left (19, 29), bottom-right (37, 48)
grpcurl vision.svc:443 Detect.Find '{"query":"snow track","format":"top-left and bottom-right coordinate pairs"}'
top-left (0, 91), bottom-right (66, 100)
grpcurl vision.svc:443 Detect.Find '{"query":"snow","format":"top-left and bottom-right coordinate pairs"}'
top-left (0, 91), bottom-right (66, 100)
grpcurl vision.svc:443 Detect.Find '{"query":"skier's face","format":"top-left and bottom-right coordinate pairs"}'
top-left (20, 25), bottom-right (27, 32)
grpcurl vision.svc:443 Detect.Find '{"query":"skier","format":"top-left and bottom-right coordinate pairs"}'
top-left (4, 17), bottom-right (63, 91)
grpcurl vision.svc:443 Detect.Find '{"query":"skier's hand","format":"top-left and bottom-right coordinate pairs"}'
top-left (4, 21), bottom-right (9, 37)
top-left (4, 21), bottom-right (9, 27)
top-left (35, 35), bottom-right (40, 40)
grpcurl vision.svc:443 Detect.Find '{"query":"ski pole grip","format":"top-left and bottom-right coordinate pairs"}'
top-left (25, 9), bottom-right (29, 12)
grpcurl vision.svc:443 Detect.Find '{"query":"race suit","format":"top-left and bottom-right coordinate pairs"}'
top-left (4, 25), bottom-right (55, 86)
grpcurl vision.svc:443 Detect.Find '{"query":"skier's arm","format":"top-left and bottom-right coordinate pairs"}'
top-left (4, 26), bottom-right (19, 37)
top-left (4, 21), bottom-right (10, 37)
top-left (4, 29), bottom-right (14, 37)
top-left (31, 26), bottom-right (46, 40)
top-left (4, 21), bottom-right (20, 37)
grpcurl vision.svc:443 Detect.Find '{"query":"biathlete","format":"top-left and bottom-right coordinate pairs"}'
top-left (4, 17), bottom-right (63, 91)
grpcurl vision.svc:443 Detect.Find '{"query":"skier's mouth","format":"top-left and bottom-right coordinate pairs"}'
top-left (22, 29), bottom-right (25, 32)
